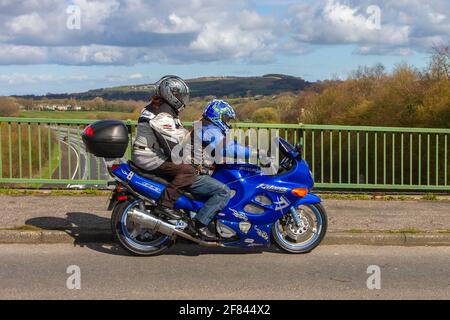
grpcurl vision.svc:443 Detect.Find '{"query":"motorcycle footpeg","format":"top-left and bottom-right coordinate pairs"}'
top-left (200, 235), bottom-right (219, 242)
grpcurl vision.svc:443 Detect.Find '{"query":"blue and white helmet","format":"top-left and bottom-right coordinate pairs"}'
top-left (203, 100), bottom-right (236, 133)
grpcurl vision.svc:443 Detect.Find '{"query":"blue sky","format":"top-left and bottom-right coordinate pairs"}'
top-left (0, 0), bottom-right (447, 95)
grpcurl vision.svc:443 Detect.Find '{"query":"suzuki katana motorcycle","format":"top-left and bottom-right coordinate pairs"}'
top-left (82, 120), bottom-right (327, 256)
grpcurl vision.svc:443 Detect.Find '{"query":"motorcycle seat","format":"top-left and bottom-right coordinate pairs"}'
top-left (127, 161), bottom-right (195, 200)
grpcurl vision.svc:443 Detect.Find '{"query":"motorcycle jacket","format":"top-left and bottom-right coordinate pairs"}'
top-left (132, 102), bottom-right (189, 171)
top-left (188, 119), bottom-right (253, 168)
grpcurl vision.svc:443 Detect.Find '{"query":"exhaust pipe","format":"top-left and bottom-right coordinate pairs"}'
top-left (128, 208), bottom-right (221, 247)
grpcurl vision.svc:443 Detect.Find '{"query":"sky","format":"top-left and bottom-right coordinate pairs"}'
top-left (0, 0), bottom-right (448, 95)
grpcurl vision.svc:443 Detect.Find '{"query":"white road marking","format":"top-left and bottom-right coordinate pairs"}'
top-left (52, 126), bottom-right (109, 188)
top-left (59, 139), bottom-right (79, 187)
top-left (69, 137), bottom-right (89, 180)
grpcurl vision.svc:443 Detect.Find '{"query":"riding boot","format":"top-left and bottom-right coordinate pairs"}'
top-left (195, 220), bottom-right (217, 241)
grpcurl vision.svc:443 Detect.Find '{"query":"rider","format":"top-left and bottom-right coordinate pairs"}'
top-left (176, 100), bottom-right (254, 235)
top-left (132, 76), bottom-right (230, 240)
top-left (191, 99), bottom-right (253, 168)
top-left (194, 100), bottom-right (276, 175)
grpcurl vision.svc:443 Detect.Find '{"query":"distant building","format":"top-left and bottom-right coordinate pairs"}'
top-left (55, 105), bottom-right (71, 111)
top-left (35, 104), bottom-right (82, 111)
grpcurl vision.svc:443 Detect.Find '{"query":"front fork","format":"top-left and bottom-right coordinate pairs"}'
top-left (289, 192), bottom-right (322, 227)
top-left (290, 206), bottom-right (304, 227)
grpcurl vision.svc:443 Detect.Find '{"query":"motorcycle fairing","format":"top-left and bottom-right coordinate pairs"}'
top-left (112, 163), bottom-right (204, 211)
top-left (113, 163), bottom-right (166, 200)
top-left (209, 158), bottom-right (317, 247)
top-left (217, 220), bottom-right (272, 247)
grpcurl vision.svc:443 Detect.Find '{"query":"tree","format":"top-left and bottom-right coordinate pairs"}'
top-left (69, 97), bottom-right (78, 108)
top-left (236, 100), bottom-right (259, 122)
top-left (276, 94), bottom-right (297, 123)
top-left (418, 79), bottom-right (450, 128)
top-left (350, 63), bottom-right (386, 80)
top-left (92, 97), bottom-right (105, 110)
top-left (0, 97), bottom-right (19, 116)
top-left (426, 46), bottom-right (450, 80)
top-left (16, 98), bottom-right (34, 110)
top-left (252, 107), bottom-right (280, 123)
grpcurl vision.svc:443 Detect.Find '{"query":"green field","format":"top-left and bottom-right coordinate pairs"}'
top-left (0, 122), bottom-right (53, 180)
top-left (18, 110), bottom-right (134, 121)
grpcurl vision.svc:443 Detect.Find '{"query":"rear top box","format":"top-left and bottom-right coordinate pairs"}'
top-left (82, 120), bottom-right (129, 158)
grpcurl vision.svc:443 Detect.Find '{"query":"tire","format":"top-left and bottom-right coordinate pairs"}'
top-left (111, 200), bottom-right (174, 256)
top-left (271, 203), bottom-right (327, 254)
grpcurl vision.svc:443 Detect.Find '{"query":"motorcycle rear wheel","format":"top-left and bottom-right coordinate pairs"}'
top-left (111, 200), bottom-right (174, 256)
top-left (272, 203), bottom-right (327, 254)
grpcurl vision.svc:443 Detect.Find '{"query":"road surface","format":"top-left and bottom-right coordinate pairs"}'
top-left (0, 244), bottom-right (449, 299)
top-left (50, 127), bottom-right (110, 188)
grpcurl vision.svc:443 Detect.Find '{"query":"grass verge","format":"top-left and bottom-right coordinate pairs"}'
top-left (319, 193), bottom-right (448, 201)
top-left (0, 225), bottom-right (43, 231)
top-left (0, 188), bottom-right (110, 196)
top-left (29, 139), bottom-right (60, 188)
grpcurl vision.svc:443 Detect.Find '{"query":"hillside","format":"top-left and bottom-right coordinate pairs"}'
top-left (17, 74), bottom-right (311, 101)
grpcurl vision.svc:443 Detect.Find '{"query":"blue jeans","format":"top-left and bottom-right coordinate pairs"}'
top-left (188, 175), bottom-right (231, 226)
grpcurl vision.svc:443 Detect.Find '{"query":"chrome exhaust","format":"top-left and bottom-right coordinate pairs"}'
top-left (127, 208), bottom-right (221, 247)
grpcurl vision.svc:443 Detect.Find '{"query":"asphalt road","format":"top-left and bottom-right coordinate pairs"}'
top-left (51, 127), bottom-right (110, 188)
top-left (0, 244), bottom-right (449, 300)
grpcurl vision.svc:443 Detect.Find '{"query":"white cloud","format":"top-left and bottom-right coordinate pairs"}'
top-left (6, 12), bottom-right (47, 35)
top-left (0, 72), bottom-right (144, 87)
top-left (0, 0), bottom-right (278, 65)
top-left (139, 14), bottom-right (201, 34)
top-left (129, 73), bottom-right (144, 79)
top-left (0, 45), bottom-right (48, 64)
top-left (0, 0), bottom-right (449, 66)
top-left (0, 73), bottom-right (89, 85)
top-left (288, 0), bottom-right (450, 55)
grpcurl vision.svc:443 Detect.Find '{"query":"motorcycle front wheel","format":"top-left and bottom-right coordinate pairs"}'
top-left (111, 199), bottom-right (174, 256)
top-left (272, 203), bottom-right (327, 254)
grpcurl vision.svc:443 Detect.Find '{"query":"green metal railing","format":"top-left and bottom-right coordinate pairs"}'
top-left (0, 117), bottom-right (449, 191)
top-left (300, 124), bottom-right (449, 191)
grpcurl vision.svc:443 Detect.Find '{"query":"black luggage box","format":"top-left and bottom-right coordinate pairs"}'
top-left (82, 120), bottom-right (129, 158)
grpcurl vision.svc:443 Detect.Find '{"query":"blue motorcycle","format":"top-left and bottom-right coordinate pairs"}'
top-left (82, 120), bottom-right (327, 256)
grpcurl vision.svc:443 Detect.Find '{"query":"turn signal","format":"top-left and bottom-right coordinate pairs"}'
top-left (292, 188), bottom-right (308, 198)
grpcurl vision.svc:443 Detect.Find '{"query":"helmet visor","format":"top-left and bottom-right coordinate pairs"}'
top-left (222, 114), bottom-right (237, 129)
top-left (174, 91), bottom-right (190, 106)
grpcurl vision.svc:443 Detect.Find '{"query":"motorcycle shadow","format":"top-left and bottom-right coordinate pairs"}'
top-left (25, 212), bottom-right (123, 256)
top-left (25, 212), bottom-right (279, 257)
